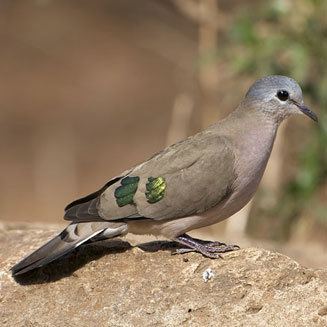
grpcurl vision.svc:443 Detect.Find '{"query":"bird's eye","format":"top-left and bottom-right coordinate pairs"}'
top-left (277, 90), bottom-right (289, 101)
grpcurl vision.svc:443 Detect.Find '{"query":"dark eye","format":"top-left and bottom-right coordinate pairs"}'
top-left (277, 90), bottom-right (289, 101)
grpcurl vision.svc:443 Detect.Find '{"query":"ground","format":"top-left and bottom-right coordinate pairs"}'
top-left (1, 225), bottom-right (327, 327)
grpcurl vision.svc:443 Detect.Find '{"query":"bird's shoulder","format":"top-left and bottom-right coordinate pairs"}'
top-left (132, 127), bottom-right (234, 176)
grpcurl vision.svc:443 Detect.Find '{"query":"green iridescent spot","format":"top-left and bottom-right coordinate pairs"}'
top-left (114, 176), bottom-right (140, 207)
top-left (145, 176), bottom-right (166, 204)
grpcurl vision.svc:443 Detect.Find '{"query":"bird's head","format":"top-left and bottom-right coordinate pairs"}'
top-left (244, 75), bottom-right (318, 123)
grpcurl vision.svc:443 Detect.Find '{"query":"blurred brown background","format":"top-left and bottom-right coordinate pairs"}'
top-left (0, 0), bottom-right (326, 265)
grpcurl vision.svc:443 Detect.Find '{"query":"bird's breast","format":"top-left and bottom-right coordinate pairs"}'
top-left (222, 122), bottom-right (277, 217)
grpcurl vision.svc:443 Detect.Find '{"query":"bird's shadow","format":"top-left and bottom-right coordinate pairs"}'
top-left (13, 239), bottom-right (180, 285)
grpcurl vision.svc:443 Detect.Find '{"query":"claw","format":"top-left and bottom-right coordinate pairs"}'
top-left (173, 234), bottom-right (240, 258)
top-left (171, 248), bottom-right (195, 255)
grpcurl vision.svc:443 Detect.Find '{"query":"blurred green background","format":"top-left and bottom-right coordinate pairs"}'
top-left (0, 1), bottom-right (325, 263)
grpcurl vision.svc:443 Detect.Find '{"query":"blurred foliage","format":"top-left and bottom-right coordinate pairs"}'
top-left (221, 0), bottom-right (327, 240)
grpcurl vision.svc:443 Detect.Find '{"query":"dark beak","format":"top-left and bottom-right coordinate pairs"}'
top-left (293, 101), bottom-right (318, 123)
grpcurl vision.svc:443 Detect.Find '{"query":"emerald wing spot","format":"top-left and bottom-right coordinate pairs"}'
top-left (114, 176), bottom-right (140, 207)
top-left (145, 176), bottom-right (166, 204)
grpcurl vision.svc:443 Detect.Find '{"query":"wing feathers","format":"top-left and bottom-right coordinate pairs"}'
top-left (64, 176), bottom-right (123, 222)
top-left (64, 198), bottom-right (104, 222)
top-left (65, 176), bottom-right (122, 211)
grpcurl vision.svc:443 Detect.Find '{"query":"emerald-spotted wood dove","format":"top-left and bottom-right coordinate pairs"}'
top-left (12, 75), bottom-right (318, 275)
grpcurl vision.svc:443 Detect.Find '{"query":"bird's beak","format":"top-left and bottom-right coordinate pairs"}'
top-left (292, 101), bottom-right (318, 123)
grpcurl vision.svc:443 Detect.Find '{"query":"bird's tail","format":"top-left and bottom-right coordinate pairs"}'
top-left (11, 221), bottom-right (127, 276)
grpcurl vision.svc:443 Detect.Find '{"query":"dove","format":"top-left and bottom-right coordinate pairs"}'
top-left (11, 75), bottom-right (318, 276)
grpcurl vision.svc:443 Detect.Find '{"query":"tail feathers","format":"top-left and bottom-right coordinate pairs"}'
top-left (11, 223), bottom-right (105, 276)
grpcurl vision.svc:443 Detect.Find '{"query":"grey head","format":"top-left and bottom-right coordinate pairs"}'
top-left (244, 75), bottom-right (318, 123)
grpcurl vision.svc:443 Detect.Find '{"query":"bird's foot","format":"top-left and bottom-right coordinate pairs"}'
top-left (173, 234), bottom-right (240, 259)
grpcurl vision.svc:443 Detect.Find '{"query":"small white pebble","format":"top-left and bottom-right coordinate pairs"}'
top-left (202, 268), bottom-right (214, 283)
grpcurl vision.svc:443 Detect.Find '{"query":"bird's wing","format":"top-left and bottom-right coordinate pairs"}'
top-left (64, 176), bottom-right (117, 222)
top-left (96, 132), bottom-right (236, 221)
top-left (64, 131), bottom-right (236, 223)
top-left (64, 134), bottom-right (205, 223)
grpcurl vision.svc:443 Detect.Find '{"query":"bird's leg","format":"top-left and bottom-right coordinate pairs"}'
top-left (173, 234), bottom-right (240, 259)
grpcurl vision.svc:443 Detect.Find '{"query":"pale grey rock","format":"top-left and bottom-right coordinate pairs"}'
top-left (1, 225), bottom-right (327, 327)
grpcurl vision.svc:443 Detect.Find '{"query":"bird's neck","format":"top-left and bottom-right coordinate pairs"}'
top-left (216, 106), bottom-right (279, 185)
top-left (228, 106), bottom-right (278, 158)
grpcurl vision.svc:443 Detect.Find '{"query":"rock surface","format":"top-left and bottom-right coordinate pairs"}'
top-left (1, 225), bottom-right (327, 327)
